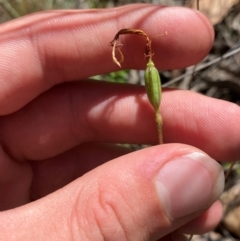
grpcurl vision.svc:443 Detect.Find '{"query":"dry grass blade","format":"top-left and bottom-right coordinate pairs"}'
top-left (188, 234), bottom-right (193, 241)
top-left (225, 161), bottom-right (237, 180)
top-left (187, 0), bottom-right (239, 25)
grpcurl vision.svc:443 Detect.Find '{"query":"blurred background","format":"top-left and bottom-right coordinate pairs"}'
top-left (0, 1), bottom-right (240, 240)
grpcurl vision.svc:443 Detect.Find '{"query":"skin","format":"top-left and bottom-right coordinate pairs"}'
top-left (0, 4), bottom-right (240, 241)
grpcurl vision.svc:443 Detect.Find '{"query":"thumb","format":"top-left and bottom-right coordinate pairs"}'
top-left (0, 144), bottom-right (224, 241)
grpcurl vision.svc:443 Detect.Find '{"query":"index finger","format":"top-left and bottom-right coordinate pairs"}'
top-left (0, 4), bottom-right (213, 115)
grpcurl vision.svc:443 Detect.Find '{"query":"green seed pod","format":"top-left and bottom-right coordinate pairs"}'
top-left (144, 58), bottom-right (163, 144)
top-left (144, 58), bottom-right (161, 112)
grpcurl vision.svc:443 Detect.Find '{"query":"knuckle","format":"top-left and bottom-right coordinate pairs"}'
top-left (73, 182), bottom-right (143, 241)
top-left (92, 184), bottom-right (130, 241)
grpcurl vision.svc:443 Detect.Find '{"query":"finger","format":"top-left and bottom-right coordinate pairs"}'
top-left (30, 143), bottom-right (131, 200)
top-left (0, 144), bottom-right (224, 240)
top-left (0, 5), bottom-right (213, 114)
top-left (162, 89), bottom-right (240, 161)
top-left (0, 145), bottom-right (31, 211)
top-left (1, 81), bottom-right (240, 161)
top-left (178, 201), bottom-right (223, 234)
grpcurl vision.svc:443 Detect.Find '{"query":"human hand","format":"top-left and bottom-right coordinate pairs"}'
top-left (0, 4), bottom-right (240, 241)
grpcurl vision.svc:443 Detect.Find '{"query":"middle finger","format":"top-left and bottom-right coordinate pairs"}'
top-left (1, 80), bottom-right (240, 161)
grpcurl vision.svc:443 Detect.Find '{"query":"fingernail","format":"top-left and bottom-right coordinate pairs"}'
top-left (155, 152), bottom-right (224, 219)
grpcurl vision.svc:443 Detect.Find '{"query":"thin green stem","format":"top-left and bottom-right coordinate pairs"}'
top-left (155, 111), bottom-right (163, 144)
